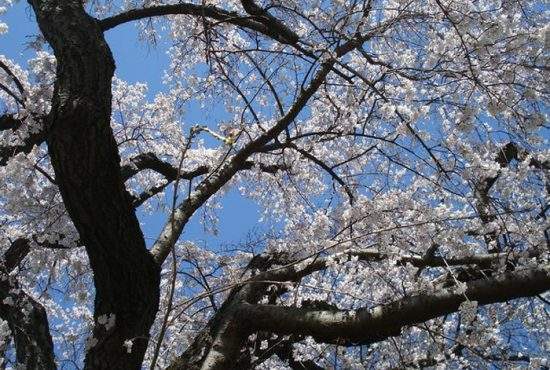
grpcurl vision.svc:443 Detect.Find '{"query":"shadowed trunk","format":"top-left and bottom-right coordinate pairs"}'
top-left (27, 1), bottom-right (160, 368)
top-left (0, 274), bottom-right (56, 369)
top-left (0, 244), bottom-right (55, 369)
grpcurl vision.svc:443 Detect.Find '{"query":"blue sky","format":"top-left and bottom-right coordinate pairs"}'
top-left (1, 1), bottom-right (265, 252)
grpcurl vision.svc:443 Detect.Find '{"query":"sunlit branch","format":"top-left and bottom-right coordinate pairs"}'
top-left (237, 265), bottom-right (550, 346)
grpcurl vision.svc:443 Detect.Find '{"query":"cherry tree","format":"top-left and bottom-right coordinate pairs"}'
top-left (0, 0), bottom-right (549, 368)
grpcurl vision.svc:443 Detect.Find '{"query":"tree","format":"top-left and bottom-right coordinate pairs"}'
top-left (0, 0), bottom-right (548, 368)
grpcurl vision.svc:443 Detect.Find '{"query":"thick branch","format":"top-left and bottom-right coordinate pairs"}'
top-left (0, 265), bottom-right (55, 368)
top-left (2, 238), bottom-right (30, 272)
top-left (121, 152), bottom-right (285, 208)
top-left (1, 236), bottom-right (77, 273)
top-left (0, 114), bottom-right (46, 166)
top-left (239, 0), bottom-right (299, 43)
top-left (120, 152), bottom-right (284, 182)
top-left (237, 265), bottom-right (550, 345)
top-left (100, 3), bottom-right (297, 44)
top-left (0, 114), bottom-right (22, 131)
top-left (256, 248), bottom-right (542, 285)
top-left (167, 256), bottom-right (294, 369)
top-left (120, 152), bottom-right (208, 181)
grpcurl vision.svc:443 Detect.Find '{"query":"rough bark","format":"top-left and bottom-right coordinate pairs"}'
top-left (165, 253), bottom-right (549, 369)
top-left (236, 265), bottom-right (550, 346)
top-left (166, 258), bottom-right (288, 370)
top-left (27, 1), bottom-right (160, 368)
top-left (0, 252), bottom-right (55, 369)
top-left (9, 3), bottom-right (548, 369)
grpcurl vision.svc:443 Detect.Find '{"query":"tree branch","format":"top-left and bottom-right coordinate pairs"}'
top-left (167, 253), bottom-right (548, 369)
top-left (166, 253), bottom-right (298, 369)
top-left (255, 248), bottom-right (542, 286)
top-left (0, 59), bottom-right (26, 97)
top-left (150, 60), bottom-right (334, 266)
top-left (236, 265), bottom-right (550, 346)
top-left (121, 152), bottom-right (285, 183)
top-left (121, 152), bottom-right (286, 208)
top-left (239, 0), bottom-right (299, 44)
top-left (0, 114), bottom-right (22, 132)
top-left (100, 3), bottom-right (297, 44)
top-left (120, 152), bottom-right (208, 182)
top-left (2, 238), bottom-right (31, 272)
top-left (473, 142), bottom-right (549, 251)
top-left (0, 246), bottom-right (55, 368)
top-left (0, 114), bottom-right (46, 166)
top-left (289, 143), bottom-right (355, 203)
top-left (1, 236), bottom-right (76, 273)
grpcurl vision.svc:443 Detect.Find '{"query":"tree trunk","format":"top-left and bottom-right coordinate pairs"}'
top-left (27, 1), bottom-right (160, 368)
top-left (0, 267), bottom-right (56, 369)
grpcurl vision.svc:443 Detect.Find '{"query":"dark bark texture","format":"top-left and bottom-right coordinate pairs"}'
top-left (0, 114), bottom-right (46, 166)
top-left (27, 1), bottom-right (160, 368)
top-left (0, 272), bottom-right (56, 369)
top-left (0, 244), bottom-right (55, 369)
top-left (236, 265), bottom-right (550, 346)
top-left (6, 1), bottom-right (547, 369)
